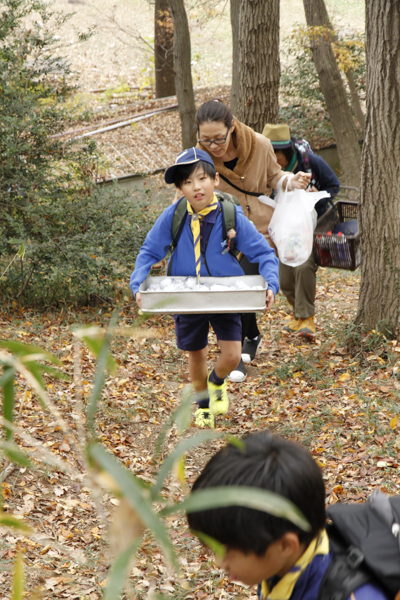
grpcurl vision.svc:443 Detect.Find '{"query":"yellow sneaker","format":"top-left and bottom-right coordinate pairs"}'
top-left (208, 374), bottom-right (229, 416)
top-left (194, 408), bottom-right (215, 428)
top-left (297, 316), bottom-right (316, 338)
top-left (283, 317), bottom-right (303, 333)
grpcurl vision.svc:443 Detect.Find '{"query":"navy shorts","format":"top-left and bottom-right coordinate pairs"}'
top-left (174, 313), bottom-right (242, 351)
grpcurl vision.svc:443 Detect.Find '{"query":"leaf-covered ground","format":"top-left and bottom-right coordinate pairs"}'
top-left (1, 266), bottom-right (400, 600)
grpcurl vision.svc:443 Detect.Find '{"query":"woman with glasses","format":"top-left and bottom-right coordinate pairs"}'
top-left (196, 99), bottom-right (310, 382)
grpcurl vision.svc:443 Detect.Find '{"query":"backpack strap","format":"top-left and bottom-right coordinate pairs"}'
top-left (168, 196), bottom-right (188, 275)
top-left (168, 192), bottom-right (239, 275)
top-left (317, 526), bottom-right (373, 600)
top-left (317, 525), bottom-right (375, 600)
top-left (215, 191), bottom-right (238, 256)
top-left (317, 552), bottom-right (372, 600)
top-left (171, 196), bottom-right (188, 248)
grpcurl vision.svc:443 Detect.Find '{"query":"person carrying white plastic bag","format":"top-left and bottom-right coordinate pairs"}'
top-left (267, 187), bottom-right (331, 339)
top-left (268, 188), bottom-right (330, 267)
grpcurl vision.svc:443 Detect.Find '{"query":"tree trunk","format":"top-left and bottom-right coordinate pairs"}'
top-left (230, 0), bottom-right (240, 115)
top-left (356, 1), bottom-right (400, 335)
top-left (154, 0), bottom-right (176, 98)
top-left (344, 69), bottom-right (365, 131)
top-left (314, 0), bottom-right (365, 131)
top-left (236, 0), bottom-right (280, 132)
top-left (303, 0), bottom-right (361, 187)
top-left (168, 0), bottom-right (196, 149)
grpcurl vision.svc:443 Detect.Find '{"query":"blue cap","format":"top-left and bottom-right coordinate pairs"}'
top-left (164, 147), bottom-right (215, 184)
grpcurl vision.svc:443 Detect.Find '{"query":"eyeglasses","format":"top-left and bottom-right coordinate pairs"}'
top-left (198, 128), bottom-right (229, 147)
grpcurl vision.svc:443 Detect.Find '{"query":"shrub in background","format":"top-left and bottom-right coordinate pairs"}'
top-left (0, 0), bottom-right (157, 306)
top-left (1, 184), bottom-right (158, 306)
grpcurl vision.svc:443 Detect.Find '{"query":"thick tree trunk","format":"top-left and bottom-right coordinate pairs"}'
top-left (356, 1), bottom-right (400, 335)
top-left (303, 0), bottom-right (361, 187)
top-left (168, 0), bottom-right (196, 149)
top-left (236, 0), bottom-right (280, 132)
top-left (154, 0), bottom-right (176, 99)
top-left (230, 0), bottom-right (240, 115)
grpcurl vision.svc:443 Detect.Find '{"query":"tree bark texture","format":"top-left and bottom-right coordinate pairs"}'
top-left (344, 69), bottom-right (365, 131)
top-left (230, 0), bottom-right (240, 115)
top-left (168, 0), bottom-right (196, 149)
top-left (311, 0), bottom-right (365, 131)
top-left (303, 0), bottom-right (361, 187)
top-left (237, 0), bottom-right (280, 132)
top-left (356, 1), bottom-right (400, 334)
top-left (155, 0), bottom-right (176, 98)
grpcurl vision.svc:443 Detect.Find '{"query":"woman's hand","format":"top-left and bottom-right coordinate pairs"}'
top-left (266, 289), bottom-right (275, 310)
top-left (291, 171), bottom-right (312, 189)
top-left (135, 292), bottom-right (142, 308)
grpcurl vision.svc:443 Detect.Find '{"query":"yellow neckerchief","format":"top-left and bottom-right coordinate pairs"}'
top-left (186, 194), bottom-right (219, 282)
top-left (260, 530), bottom-right (330, 600)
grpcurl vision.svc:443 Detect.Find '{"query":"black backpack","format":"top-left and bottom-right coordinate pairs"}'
top-left (167, 190), bottom-right (240, 275)
top-left (317, 491), bottom-right (400, 600)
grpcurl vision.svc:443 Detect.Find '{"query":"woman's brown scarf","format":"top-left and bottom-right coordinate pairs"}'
top-left (198, 117), bottom-right (257, 182)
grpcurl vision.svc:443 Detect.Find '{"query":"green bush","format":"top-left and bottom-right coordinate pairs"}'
top-left (0, 0), bottom-right (157, 306)
top-left (0, 184), bottom-right (159, 306)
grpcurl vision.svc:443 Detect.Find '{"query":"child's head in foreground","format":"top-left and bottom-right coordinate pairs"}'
top-left (164, 147), bottom-right (219, 211)
top-left (187, 431), bottom-right (326, 586)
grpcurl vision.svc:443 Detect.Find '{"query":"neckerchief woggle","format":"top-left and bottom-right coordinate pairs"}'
top-left (186, 194), bottom-right (219, 282)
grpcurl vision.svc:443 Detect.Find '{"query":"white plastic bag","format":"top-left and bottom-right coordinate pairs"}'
top-left (268, 188), bottom-right (330, 267)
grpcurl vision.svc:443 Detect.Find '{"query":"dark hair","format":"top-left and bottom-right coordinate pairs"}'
top-left (172, 160), bottom-right (216, 189)
top-left (195, 99), bottom-right (233, 131)
top-left (278, 145), bottom-right (295, 164)
top-left (187, 431), bottom-right (326, 555)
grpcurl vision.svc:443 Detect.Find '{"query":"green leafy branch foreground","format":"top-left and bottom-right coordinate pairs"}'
top-left (0, 316), bottom-right (309, 600)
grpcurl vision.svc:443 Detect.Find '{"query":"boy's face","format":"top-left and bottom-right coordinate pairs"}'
top-left (177, 164), bottom-right (219, 213)
top-left (217, 537), bottom-right (299, 586)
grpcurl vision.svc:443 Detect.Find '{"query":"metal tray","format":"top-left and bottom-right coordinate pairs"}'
top-left (139, 275), bottom-right (267, 314)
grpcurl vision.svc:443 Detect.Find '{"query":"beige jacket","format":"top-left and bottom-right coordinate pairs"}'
top-left (199, 118), bottom-right (289, 248)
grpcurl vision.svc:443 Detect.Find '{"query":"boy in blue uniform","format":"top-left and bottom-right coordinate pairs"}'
top-left (187, 431), bottom-right (388, 600)
top-left (130, 148), bottom-right (279, 428)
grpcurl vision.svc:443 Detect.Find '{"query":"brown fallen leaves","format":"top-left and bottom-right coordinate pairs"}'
top-left (0, 267), bottom-right (400, 599)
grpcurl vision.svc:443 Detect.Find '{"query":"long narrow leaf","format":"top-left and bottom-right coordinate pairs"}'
top-left (0, 442), bottom-right (32, 468)
top-left (17, 243), bottom-right (25, 259)
top-left (85, 313), bottom-right (119, 431)
top-left (88, 444), bottom-right (179, 570)
top-left (193, 531), bottom-right (225, 558)
top-left (74, 326), bottom-right (117, 374)
top-left (1, 366), bottom-right (15, 440)
top-left (174, 386), bottom-right (194, 435)
top-left (104, 539), bottom-right (141, 600)
top-left (82, 335), bottom-right (117, 374)
top-left (25, 363), bottom-right (70, 382)
top-left (0, 514), bottom-right (31, 532)
top-left (162, 486), bottom-right (310, 531)
top-left (86, 337), bottom-right (111, 431)
top-left (152, 431), bottom-right (225, 499)
top-left (154, 391), bottom-right (193, 461)
top-left (0, 341), bottom-right (61, 364)
top-left (12, 553), bottom-right (24, 600)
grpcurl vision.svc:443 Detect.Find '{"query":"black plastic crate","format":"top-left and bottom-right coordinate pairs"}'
top-left (313, 200), bottom-right (360, 271)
